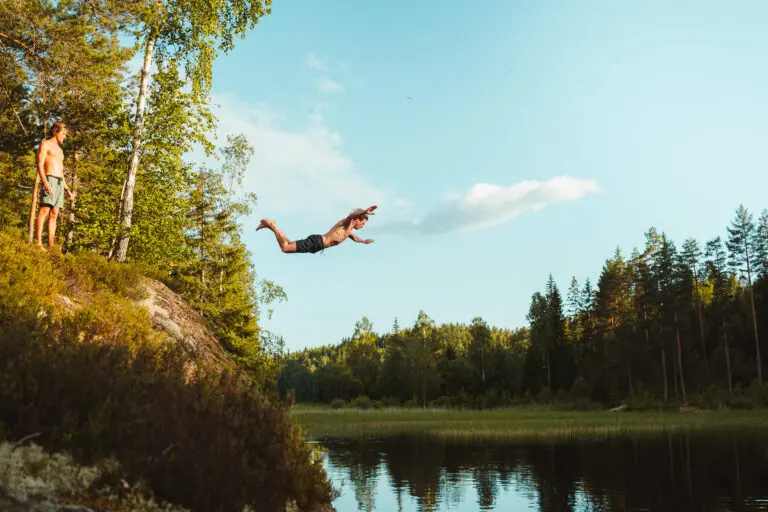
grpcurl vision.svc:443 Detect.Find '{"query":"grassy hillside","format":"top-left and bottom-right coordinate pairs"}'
top-left (0, 231), bottom-right (332, 512)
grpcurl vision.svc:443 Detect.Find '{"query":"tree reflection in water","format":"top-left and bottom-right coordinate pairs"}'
top-left (321, 431), bottom-right (768, 511)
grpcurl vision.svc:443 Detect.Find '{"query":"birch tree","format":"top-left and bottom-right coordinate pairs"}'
top-left (113, 0), bottom-right (272, 261)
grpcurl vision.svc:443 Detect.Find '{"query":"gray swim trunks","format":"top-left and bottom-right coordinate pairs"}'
top-left (39, 175), bottom-right (65, 209)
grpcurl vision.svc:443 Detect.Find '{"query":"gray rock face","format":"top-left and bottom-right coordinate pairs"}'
top-left (136, 278), bottom-right (236, 376)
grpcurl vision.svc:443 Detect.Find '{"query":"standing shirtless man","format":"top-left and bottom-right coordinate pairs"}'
top-left (35, 122), bottom-right (75, 250)
top-left (257, 205), bottom-right (377, 254)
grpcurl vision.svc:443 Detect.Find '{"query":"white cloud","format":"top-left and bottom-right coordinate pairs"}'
top-left (374, 176), bottom-right (601, 236)
top-left (316, 76), bottom-right (345, 94)
top-left (305, 53), bottom-right (326, 71)
top-left (208, 93), bottom-right (385, 219)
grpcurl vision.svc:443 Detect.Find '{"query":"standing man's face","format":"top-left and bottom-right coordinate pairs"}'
top-left (56, 129), bottom-right (68, 143)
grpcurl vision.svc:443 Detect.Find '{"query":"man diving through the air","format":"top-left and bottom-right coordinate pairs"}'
top-left (256, 205), bottom-right (377, 254)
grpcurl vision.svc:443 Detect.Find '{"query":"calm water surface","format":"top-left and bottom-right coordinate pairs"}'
top-left (319, 431), bottom-right (768, 511)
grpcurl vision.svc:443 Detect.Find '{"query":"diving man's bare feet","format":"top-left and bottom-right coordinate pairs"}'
top-left (256, 219), bottom-right (274, 231)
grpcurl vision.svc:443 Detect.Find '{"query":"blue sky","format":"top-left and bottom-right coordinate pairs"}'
top-left (196, 1), bottom-right (768, 352)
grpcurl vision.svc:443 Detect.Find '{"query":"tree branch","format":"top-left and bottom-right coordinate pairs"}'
top-left (0, 31), bottom-right (34, 54)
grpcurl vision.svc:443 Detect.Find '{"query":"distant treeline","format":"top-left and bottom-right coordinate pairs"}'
top-left (279, 205), bottom-right (768, 408)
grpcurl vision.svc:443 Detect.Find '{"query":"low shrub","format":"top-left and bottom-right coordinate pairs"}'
top-left (0, 442), bottom-right (187, 511)
top-left (350, 396), bottom-right (374, 410)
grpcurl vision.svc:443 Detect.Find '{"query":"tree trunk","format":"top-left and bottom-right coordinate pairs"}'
top-left (113, 36), bottom-right (156, 262)
top-left (671, 340), bottom-right (679, 398)
top-left (675, 310), bottom-right (687, 401)
top-left (744, 242), bottom-right (763, 387)
top-left (28, 119), bottom-right (47, 243)
top-left (481, 343), bottom-right (485, 383)
top-left (628, 366), bottom-right (634, 397)
top-left (661, 346), bottom-right (669, 402)
top-left (64, 151), bottom-right (79, 251)
top-left (545, 350), bottom-right (551, 391)
top-left (28, 175), bottom-right (40, 243)
top-left (697, 296), bottom-right (708, 380)
top-left (723, 318), bottom-right (732, 397)
top-left (748, 286), bottom-right (762, 387)
top-left (643, 310), bottom-right (650, 349)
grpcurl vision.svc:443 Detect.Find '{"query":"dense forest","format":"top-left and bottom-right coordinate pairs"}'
top-left (279, 208), bottom-right (768, 408)
top-left (0, 0), bottom-right (288, 386)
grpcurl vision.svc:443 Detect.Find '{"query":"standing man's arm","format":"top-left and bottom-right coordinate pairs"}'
top-left (63, 179), bottom-right (75, 200)
top-left (36, 141), bottom-right (52, 195)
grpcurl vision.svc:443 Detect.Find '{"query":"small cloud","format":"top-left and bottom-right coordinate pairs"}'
top-left (305, 53), bottom-right (326, 71)
top-left (316, 76), bottom-right (345, 94)
top-left (374, 176), bottom-right (601, 236)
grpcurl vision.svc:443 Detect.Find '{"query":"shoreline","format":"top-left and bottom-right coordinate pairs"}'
top-left (291, 405), bottom-right (768, 441)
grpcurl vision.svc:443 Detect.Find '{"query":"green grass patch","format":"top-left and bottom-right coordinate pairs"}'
top-left (291, 404), bottom-right (768, 441)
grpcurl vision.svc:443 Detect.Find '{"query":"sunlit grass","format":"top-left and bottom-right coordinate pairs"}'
top-left (292, 404), bottom-right (768, 440)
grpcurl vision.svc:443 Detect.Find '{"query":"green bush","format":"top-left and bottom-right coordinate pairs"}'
top-left (623, 391), bottom-right (666, 411)
top-left (380, 396), bottom-right (401, 407)
top-left (350, 396), bottom-right (374, 410)
top-left (330, 398), bottom-right (346, 409)
top-left (0, 232), bottom-right (333, 512)
top-left (0, 442), bottom-right (187, 511)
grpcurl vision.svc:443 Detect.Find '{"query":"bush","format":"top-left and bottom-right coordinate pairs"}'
top-left (0, 232), bottom-right (332, 512)
top-left (0, 442), bottom-right (187, 511)
top-left (330, 399), bottom-right (346, 409)
top-left (380, 396), bottom-right (401, 407)
top-left (623, 390), bottom-right (666, 411)
top-left (350, 396), bottom-right (374, 410)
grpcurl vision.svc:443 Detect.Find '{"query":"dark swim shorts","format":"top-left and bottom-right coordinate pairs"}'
top-left (295, 234), bottom-right (325, 254)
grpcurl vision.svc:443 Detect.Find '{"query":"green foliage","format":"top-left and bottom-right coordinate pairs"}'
top-left (350, 396), bottom-right (374, 410)
top-left (0, 233), bottom-right (332, 512)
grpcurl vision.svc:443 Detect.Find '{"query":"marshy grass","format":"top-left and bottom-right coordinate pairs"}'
top-left (292, 404), bottom-right (768, 441)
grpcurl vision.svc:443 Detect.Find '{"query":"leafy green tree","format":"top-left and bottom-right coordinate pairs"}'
top-left (345, 317), bottom-right (382, 398)
top-left (113, 0), bottom-right (273, 261)
top-left (469, 316), bottom-right (491, 388)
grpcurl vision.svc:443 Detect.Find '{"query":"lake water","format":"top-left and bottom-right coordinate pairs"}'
top-left (319, 431), bottom-right (768, 511)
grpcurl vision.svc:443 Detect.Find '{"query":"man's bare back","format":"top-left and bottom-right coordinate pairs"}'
top-left (257, 206), bottom-right (377, 254)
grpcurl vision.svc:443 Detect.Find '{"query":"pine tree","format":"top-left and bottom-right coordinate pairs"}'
top-left (680, 238), bottom-right (708, 379)
top-left (170, 135), bottom-right (275, 383)
top-left (705, 237), bottom-right (735, 394)
top-left (755, 209), bottom-right (768, 280)
top-left (726, 204), bottom-right (762, 387)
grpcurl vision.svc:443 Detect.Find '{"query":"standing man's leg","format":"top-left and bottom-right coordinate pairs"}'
top-left (35, 206), bottom-right (50, 249)
top-left (47, 207), bottom-right (60, 248)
